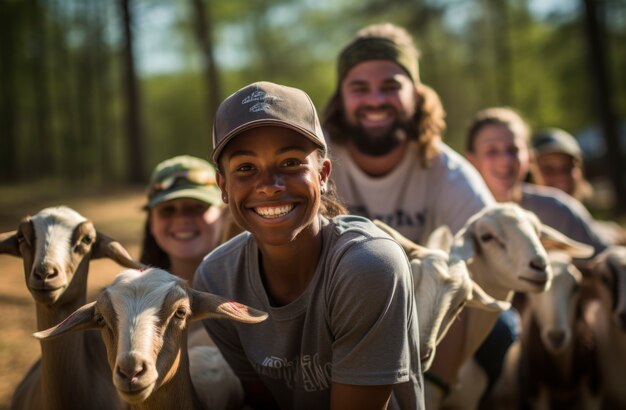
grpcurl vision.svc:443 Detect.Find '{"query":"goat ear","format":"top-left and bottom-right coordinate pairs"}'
top-left (92, 231), bottom-right (145, 269)
top-left (34, 301), bottom-right (98, 340)
top-left (578, 246), bottom-right (626, 276)
top-left (373, 219), bottom-right (428, 258)
top-left (466, 281), bottom-right (511, 312)
top-left (188, 288), bottom-right (268, 324)
top-left (539, 224), bottom-right (595, 259)
top-left (427, 225), bottom-right (454, 252)
top-left (453, 228), bottom-right (476, 262)
top-left (0, 231), bottom-right (20, 256)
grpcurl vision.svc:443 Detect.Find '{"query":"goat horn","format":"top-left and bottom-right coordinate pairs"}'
top-left (93, 231), bottom-right (146, 270)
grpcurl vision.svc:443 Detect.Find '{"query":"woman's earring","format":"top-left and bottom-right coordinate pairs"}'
top-left (320, 184), bottom-right (327, 195)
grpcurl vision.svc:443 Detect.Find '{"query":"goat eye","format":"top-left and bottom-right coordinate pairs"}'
top-left (480, 233), bottom-right (494, 242)
top-left (175, 307), bottom-right (187, 319)
top-left (82, 235), bottom-right (93, 245)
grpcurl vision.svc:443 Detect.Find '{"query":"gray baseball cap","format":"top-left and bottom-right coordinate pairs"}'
top-left (211, 81), bottom-right (327, 163)
top-left (532, 128), bottom-right (582, 162)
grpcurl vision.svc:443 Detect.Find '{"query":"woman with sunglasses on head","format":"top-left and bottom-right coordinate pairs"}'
top-left (141, 155), bottom-right (227, 282)
top-left (141, 155), bottom-right (230, 348)
top-left (193, 81), bottom-right (422, 410)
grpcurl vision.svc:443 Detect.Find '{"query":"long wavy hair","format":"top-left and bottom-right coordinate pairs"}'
top-left (139, 214), bottom-right (170, 269)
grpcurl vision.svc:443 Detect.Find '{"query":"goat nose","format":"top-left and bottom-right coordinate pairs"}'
top-left (529, 256), bottom-right (547, 272)
top-left (116, 361), bottom-right (147, 382)
top-left (34, 262), bottom-right (60, 282)
top-left (547, 330), bottom-right (566, 348)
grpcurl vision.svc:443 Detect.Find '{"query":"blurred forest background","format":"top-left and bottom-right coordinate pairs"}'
top-left (1, 0), bottom-right (625, 214)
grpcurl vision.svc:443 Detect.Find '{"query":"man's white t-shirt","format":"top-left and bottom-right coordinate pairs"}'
top-left (329, 141), bottom-right (495, 244)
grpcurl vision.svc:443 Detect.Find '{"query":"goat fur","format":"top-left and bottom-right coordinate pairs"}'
top-left (0, 206), bottom-right (143, 410)
top-left (35, 268), bottom-right (268, 410)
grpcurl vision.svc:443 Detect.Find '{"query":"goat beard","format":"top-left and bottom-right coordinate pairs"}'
top-left (341, 115), bottom-right (418, 157)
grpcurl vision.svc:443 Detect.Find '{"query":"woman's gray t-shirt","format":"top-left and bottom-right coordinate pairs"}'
top-left (520, 183), bottom-right (607, 254)
top-left (194, 215), bottom-right (423, 410)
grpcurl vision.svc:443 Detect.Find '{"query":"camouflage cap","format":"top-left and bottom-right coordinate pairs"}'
top-left (146, 155), bottom-right (222, 208)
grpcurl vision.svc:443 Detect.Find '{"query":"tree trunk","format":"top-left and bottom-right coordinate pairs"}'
top-left (118, 0), bottom-right (147, 183)
top-left (0, 2), bottom-right (19, 183)
top-left (30, 0), bottom-right (53, 179)
top-left (190, 0), bottom-right (221, 125)
top-left (583, 0), bottom-right (626, 214)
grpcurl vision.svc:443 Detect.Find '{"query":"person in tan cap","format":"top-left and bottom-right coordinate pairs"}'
top-left (532, 128), bottom-right (592, 202)
top-left (531, 128), bottom-right (626, 245)
top-left (194, 81), bottom-right (423, 409)
top-left (322, 23), bottom-right (495, 403)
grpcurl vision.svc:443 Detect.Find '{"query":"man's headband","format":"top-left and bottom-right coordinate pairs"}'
top-left (337, 36), bottom-right (420, 84)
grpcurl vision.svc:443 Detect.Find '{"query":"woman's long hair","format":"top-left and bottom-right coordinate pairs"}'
top-left (139, 214), bottom-right (170, 269)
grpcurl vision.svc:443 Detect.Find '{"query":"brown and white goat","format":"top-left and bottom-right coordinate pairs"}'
top-left (0, 206), bottom-right (142, 410)
top-left (35, 268), bottom-right (268, 410)
top-left (584, 246), bottom-right (626, 409)
top-left (518, 251), bottom-right (602, 410)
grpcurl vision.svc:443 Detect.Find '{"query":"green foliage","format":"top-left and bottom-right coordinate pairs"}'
top-left (2, 0), bottom-right (625, 194)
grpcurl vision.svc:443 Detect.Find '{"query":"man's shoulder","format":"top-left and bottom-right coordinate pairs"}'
top-left (429, 142), bottom-right (473, 170)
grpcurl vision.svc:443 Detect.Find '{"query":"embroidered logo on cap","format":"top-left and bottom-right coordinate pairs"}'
top-left (241, 90), bottom-right (283, 113)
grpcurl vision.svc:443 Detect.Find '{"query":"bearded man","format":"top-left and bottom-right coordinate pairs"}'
top-left (322, 23), bottom-right (508, 405)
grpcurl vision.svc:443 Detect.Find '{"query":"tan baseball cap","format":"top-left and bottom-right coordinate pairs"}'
top-left (532, 128), bottom-right (582, 162)
top-left (211, 81), bottom-right (327, 163)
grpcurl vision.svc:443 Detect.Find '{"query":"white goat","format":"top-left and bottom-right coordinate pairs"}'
top-left (35, 267), bottom-right (268, 410)
top-left (373, 221), bottom-right (509, 371)
top-left (584, 245), bottom-right (626, 408)
top-left (517, 251), bottom-right (602, 409)
top-left (0, 206), bottom-right (143, 410)
top-left (425, 203), bottom-right (594, 410)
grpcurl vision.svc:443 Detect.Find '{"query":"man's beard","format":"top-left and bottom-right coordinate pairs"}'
top-left (343, 117), bottom-right (415, 157)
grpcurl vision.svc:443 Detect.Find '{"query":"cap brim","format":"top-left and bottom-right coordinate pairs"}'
top-left (147, 188), bottom-right (221, 209)
top-left (534, 144), bottom-right (581, 160)
top-left (212, 119), bottom-right (326, 163)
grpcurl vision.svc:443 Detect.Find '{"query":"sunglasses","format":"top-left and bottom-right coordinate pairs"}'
top-left (149, 169), bottom-right (215, 197)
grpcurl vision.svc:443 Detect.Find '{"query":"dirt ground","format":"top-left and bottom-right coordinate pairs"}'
top-left (0, 185), bottom-right (146, 409)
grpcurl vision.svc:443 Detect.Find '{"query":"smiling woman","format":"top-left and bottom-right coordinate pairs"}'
top-left (194, 81), bottom-right (424, 410)
top-left (140, 155), bottom-right (226, 283)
